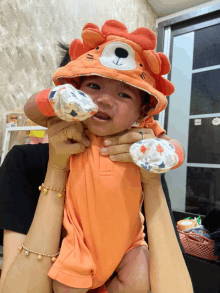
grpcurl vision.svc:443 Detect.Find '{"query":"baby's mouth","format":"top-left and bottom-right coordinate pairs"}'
top-left (93, 112), bottom-right (111, 120)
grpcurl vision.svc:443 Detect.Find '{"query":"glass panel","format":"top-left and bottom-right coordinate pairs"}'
top-left (188, 117), bottom-right (220, 164)
top-left (190, 69), bottom-right (220, 115)
top-left (166, 32), bottom-right (195, 212)
top-left (186, 167), bottom-right (220, 215)
top-left (193, 23), bottom-right (220, 70)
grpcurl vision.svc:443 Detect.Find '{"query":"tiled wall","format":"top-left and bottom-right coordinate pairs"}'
top-left (0, 0), bottom-right (157, 153)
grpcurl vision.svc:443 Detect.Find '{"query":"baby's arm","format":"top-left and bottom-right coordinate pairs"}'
top-left (158, 132), bottom-right (185, 169)
top-left (24, 91), bottom-right (51, 127)
top-left (24, 85), bottom-right (98, 127)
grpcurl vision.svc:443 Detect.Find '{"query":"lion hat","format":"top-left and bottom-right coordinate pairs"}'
top-left (52, 20), bottom-right (175, 118)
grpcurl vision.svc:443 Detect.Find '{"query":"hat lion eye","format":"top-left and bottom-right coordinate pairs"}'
top-left (95, 46), bottom-right (99, 50)
top-left (139, 63), bottom-right (143, 67)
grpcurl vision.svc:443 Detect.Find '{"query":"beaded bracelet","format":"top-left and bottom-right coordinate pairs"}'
top-left (39, 183), bottom-right (66, 198)
top-left (18, 244), bottom-right (59, 262)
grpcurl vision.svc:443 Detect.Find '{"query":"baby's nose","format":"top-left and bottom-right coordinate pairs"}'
top-left (97, 95), bottom-right (114, 107)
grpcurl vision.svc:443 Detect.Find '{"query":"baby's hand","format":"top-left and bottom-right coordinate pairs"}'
top-left (100, 128), bottom-right (179, 178)
top-left (130, 138), bottom-right (179, 174)
top-left (49, 84), bottom-right (98, 122)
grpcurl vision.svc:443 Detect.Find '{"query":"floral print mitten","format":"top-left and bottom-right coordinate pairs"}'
top-left (48, 84), bottom-right (98, 122)
top-left (129, 138), bottom-right (179, 173)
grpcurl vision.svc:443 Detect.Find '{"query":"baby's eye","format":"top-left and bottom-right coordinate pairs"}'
top-left (119, 93), bottom-right (131, 99)
top-left (88, 83), bottom-right (100, 90)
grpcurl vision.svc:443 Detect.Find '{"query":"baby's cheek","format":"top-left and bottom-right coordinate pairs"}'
top-left (115, 114), bottom-right (138, 131)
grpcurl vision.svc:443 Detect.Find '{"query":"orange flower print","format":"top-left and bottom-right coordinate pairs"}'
top-left (156, 144), bottom-right (164, 156)
top-left (140, 145), bottom-right (147, 154)
top-left (58, 86), bottom-right (66, 92)
top-left (49, 100), bottom-right (55, 106)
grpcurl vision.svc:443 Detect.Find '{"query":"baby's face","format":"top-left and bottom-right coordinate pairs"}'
top-left (80, 76), bottom-right (143, 136)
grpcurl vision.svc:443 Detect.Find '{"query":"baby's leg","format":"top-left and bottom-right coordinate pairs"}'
top-left (105, 246), bottom-right (150, 293)
top-left (53, 280), bottom-right (89, 293)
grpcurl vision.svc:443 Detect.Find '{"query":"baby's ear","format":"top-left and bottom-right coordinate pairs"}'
top-left (69, 39), bottom-right (91, 61)
top-left (143, 50), bottom-right (171, 75)
top-left (82, 23), bottom-right (105, 48)
top-left (139, 107), bottom-right (146, 120)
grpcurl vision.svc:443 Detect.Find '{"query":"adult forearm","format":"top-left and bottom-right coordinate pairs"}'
top-left (2, 167), bottom-right (68, 293)
top-left (143, 180), bottom-right (193, 293)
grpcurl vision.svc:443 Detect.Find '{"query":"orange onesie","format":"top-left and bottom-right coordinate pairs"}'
top-left (48, 119), bottom-right (164, 289)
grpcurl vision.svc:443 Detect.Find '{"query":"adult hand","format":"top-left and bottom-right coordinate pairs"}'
top-left (47, 117), bottom-right (90, 171)
top-left (100, 128), bottom-right (156, 163)
top-left (100, 128), bottom-right (161, 183)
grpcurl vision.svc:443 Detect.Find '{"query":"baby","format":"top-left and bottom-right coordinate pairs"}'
top-left (48, 82), bottom-right (179, 173)
top-left (24, 20), bottom-right (184, 293)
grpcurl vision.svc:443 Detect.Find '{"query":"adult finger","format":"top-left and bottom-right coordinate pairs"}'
top-left (65, 142), bottom-right (86, 155)
top-left (100, 144), bottom-right (131, 156)
top-left (46, 116), bottom-right (62, 127)
top-left (108, 153), bottom-right (133, 163)
top-left (48, 120), bottom-right (90, 147)
top-left (64, 124), bottom-right (90, 147)
top-left (103, 128), bottom-right (155, 146)
top-left (48, 119), bottom-right (80, 135)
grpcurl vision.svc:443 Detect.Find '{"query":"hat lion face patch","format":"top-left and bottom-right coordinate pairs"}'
top-left (99, 42), bottom-right (136, 71)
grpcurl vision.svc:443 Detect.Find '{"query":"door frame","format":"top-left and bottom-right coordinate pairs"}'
top-left (156, 1), bottom-right (220, 130)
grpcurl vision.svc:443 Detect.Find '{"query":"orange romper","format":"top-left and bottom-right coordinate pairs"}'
top-left (48, 118), bottom-right (164, 289)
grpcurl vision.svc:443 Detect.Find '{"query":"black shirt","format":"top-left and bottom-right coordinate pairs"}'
top-left (0, 144), bottom-right (49, 244)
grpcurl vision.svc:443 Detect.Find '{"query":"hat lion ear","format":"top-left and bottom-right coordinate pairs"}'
top-left (143, 50), bottom-right (171, 75)
top-left (82, 23), bottom-right (105, 48)
top-left (156, 75), bottom-right (175, 96)
top-left (69, 39), bottom-right (91, 61)
top-left (157, 52), bottom-right (171, 75)
top-left (143, 50), bottom-right (161, 74)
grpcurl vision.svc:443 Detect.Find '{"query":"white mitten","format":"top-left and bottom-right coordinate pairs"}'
top-left (129, 138), bottom-right (179, 173)
top-left (49, 84), bottom-right (98, 122)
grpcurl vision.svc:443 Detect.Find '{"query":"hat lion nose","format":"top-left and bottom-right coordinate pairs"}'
top-left (115, 47), bottom-right (128, 59)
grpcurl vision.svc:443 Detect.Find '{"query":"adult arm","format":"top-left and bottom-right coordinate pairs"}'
top-left (0, 231), bottom-right (26, 291)
top-left (1, 118), bottom-right (89, 293)
top-left (142, 173), bottom-right (193, 292)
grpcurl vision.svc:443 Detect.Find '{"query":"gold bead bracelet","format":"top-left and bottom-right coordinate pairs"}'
top-left (18, 244), bottom-right (59, 262)
top-left (39, 183), bottom-right (66, 198)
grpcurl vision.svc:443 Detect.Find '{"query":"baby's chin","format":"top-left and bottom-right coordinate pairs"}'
top-left (86, 127), bottom-right (115, 137)
top-left (83, 122), bottom-right (120, 137)
top-left (82, 119), bottom-right (111, 137)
